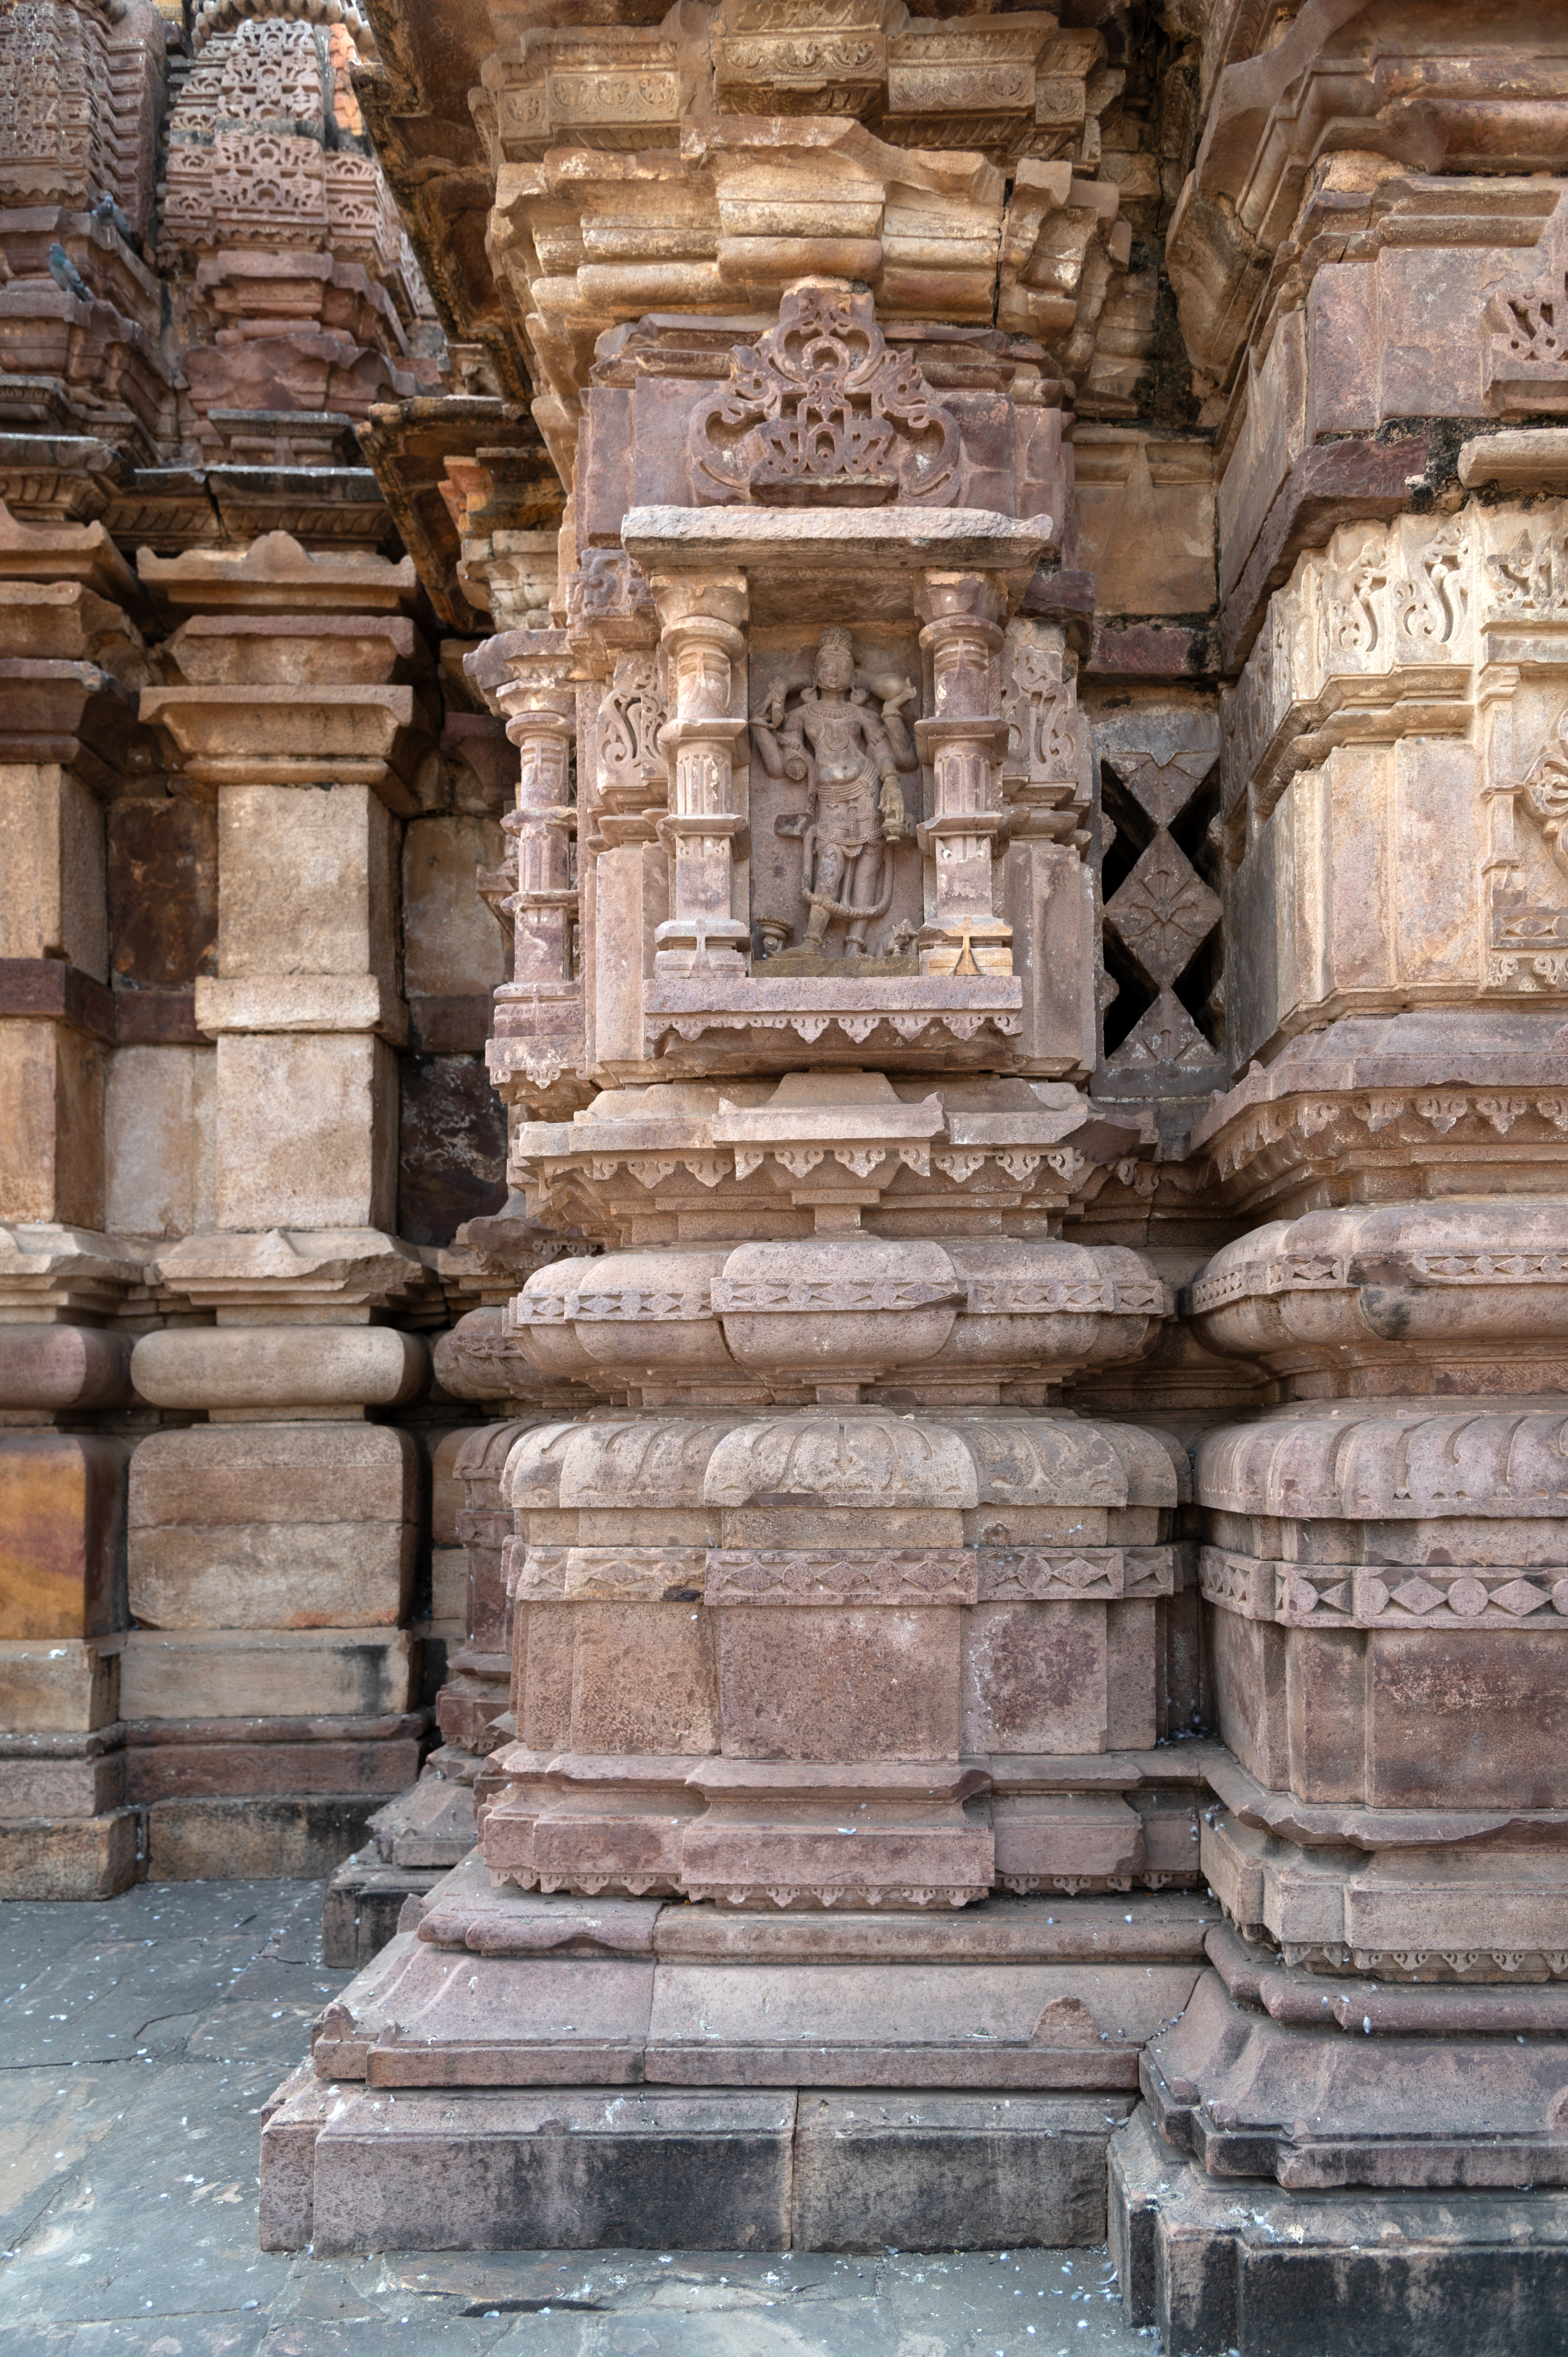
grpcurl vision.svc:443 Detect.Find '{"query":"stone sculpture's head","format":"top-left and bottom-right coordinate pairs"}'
top-left (815, 627), bottom-right (855, 693)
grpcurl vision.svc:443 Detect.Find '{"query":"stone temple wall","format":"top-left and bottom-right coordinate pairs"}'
top-left (5, 0), bottom-right (1568, 2343)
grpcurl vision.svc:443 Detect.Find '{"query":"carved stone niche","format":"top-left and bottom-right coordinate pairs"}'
top-left (613, 501), bottom-right (1063, 1079)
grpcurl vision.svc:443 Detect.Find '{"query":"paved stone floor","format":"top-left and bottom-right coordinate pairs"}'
top-left (0, 1879), bottom-right (1157, 2355)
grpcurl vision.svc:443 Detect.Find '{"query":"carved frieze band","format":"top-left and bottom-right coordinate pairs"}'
top-left (516, 1274), bottom-right (1162, 1321)
top-left (1281, 1941), bottom-right (1568, 1981)
top-left (1200, 1545), bottom-right (1568, 1630)
top-left (645, 1008), bottom-right (1025, 1048)
top-left (1199, 1089), bottom-right (1568, 1191)
top-left (510, 1544), bottom-right (1178, 1608)
top-left (710, 1277), bottom-right (964, 1315)
top-left (680, 1883), bottom-right (990, 1910)
top-left (534, 1144), bottom-right (1098, 1196)
top-left (515, 1286), bottom-right (716, 1324)
top-left (707, 1549), bottom-right (978, 1606)
top-left (978, 1547), bottom-right (1173, 1602)
top-left (1188, 1246), bottom-right (1568, 1315)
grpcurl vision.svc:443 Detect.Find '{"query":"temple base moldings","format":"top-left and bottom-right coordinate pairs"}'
top-left (1111, 2106), bottom-right (1568, 2357)
top-left (264, 1855), bottom-right (1214, 2254)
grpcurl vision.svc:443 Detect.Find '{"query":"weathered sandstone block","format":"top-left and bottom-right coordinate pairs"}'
top-left (128, 1423), bottom-right (418, 1629)
top-left (130, 1328), bottom-right (427, 1415)
top-left (212, 1033), bottom-right (399, 1230)
top-left (119, 1628), bottom-right (415, 1722)
top-left (0, 1429), bottom-right (127, 1637)
top-left (0, 1634), bottom-right (120, 1733)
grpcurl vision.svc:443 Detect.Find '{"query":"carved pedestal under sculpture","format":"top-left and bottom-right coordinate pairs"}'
top-left (262, 286), bottom-right (1223, 2255)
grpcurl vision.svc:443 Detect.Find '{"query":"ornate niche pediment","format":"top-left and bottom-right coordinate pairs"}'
top-left (688, 281), bottom-right (959, 509)
top-left (1486, 198), bottom-right (1568, 417)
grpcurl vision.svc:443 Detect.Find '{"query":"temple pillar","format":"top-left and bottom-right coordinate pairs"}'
top-left (120, 530), bottom-right (439, 1875)
top-left (211, 0), bottom-right (1568, 2327)
top-left (649, 579), bottom-right (750, 977)
top-left (263, 270), bottom-right (1214, 2256)
top-left (0, 506), bottom-right (150, 1896)
top-left (1098, 11), bottom-right (1568, 2342)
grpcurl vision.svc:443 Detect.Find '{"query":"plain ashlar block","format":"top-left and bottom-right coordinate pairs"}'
top-left (104, 1042), bottom-right (216, 1242)
top-left (126, 1728), bottom-right (422, 1804)
top-left (217, 784), bottom-right (397, 984)
top-left (0, 1327), bottom-right (132, 1414)
top-left (305, 2086), bottom-right (796, 2254)
top-left (1003, 834), bottom-right (1097, 1077)
top-left (128, 1422), bottom-right (419, 1630)
top-left (717, 1608), bottom-right (960, 1760)
top-left (0, 1809), bottom-right (138, 1900)
top-left (569, 1601), bottom-right (720, 1755)
top-left (0, 763), bottom-right (107, 974)
top-left (131, 1327), bottom-right (427, 1413)
top-left (143, 1793), bottom-right (388, 1883)
top-left (119, 1627), bottom-right (416, 1721)
top-left (1110, 2099), bottom-right (1568, 2357)
top-left (0, 1634), bottom-right (122, 1732)
top-left (214, 1032), bottom-right (397, 1230)
top-left (129, 1418), bottom-right (420, 1525)
top-left (792, 2092), bottom-right (1132, 2251)
top-left (402, 812), bottom-right (507, 999)
top-left (194, 975), bottom-right (408, 1042)
top-left (0, 1429), bottom-right (129, 1638)
top-left (956, 1600), bottom-right (1159, 1758)
top-left (0, 1746), bottom-right (125, 1818)
top-left (0, 1019), bottom-right (105, 1228)
top-left (1208, 1608), bottom-right (1568, 1811)
top-left (590, 839), bottom-right (666, 1069)
top-left (259, 2062), bottom-right (336, 2250)
top-left (129, 1520), bottom-right (417, 1632)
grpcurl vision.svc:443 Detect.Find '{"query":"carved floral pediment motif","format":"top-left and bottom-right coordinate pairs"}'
top-left (1486, 199), bottom-right (1568, 415)
top-left (688, 282), bottom-right (959, 509)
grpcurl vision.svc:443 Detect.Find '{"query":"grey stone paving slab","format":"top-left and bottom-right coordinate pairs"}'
top-left (0, 1878), bottom-right (1160, 2357)
top-left (1, 1883), bottom-right (336, 2070)
top-left (0, 2067), bottom-right (137, 2254)
top-left (1, 2054), bottom-right (297, 2323)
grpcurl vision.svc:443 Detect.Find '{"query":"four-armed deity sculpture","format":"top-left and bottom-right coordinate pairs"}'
top-left (751, 625), bottom-right (918, 956)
